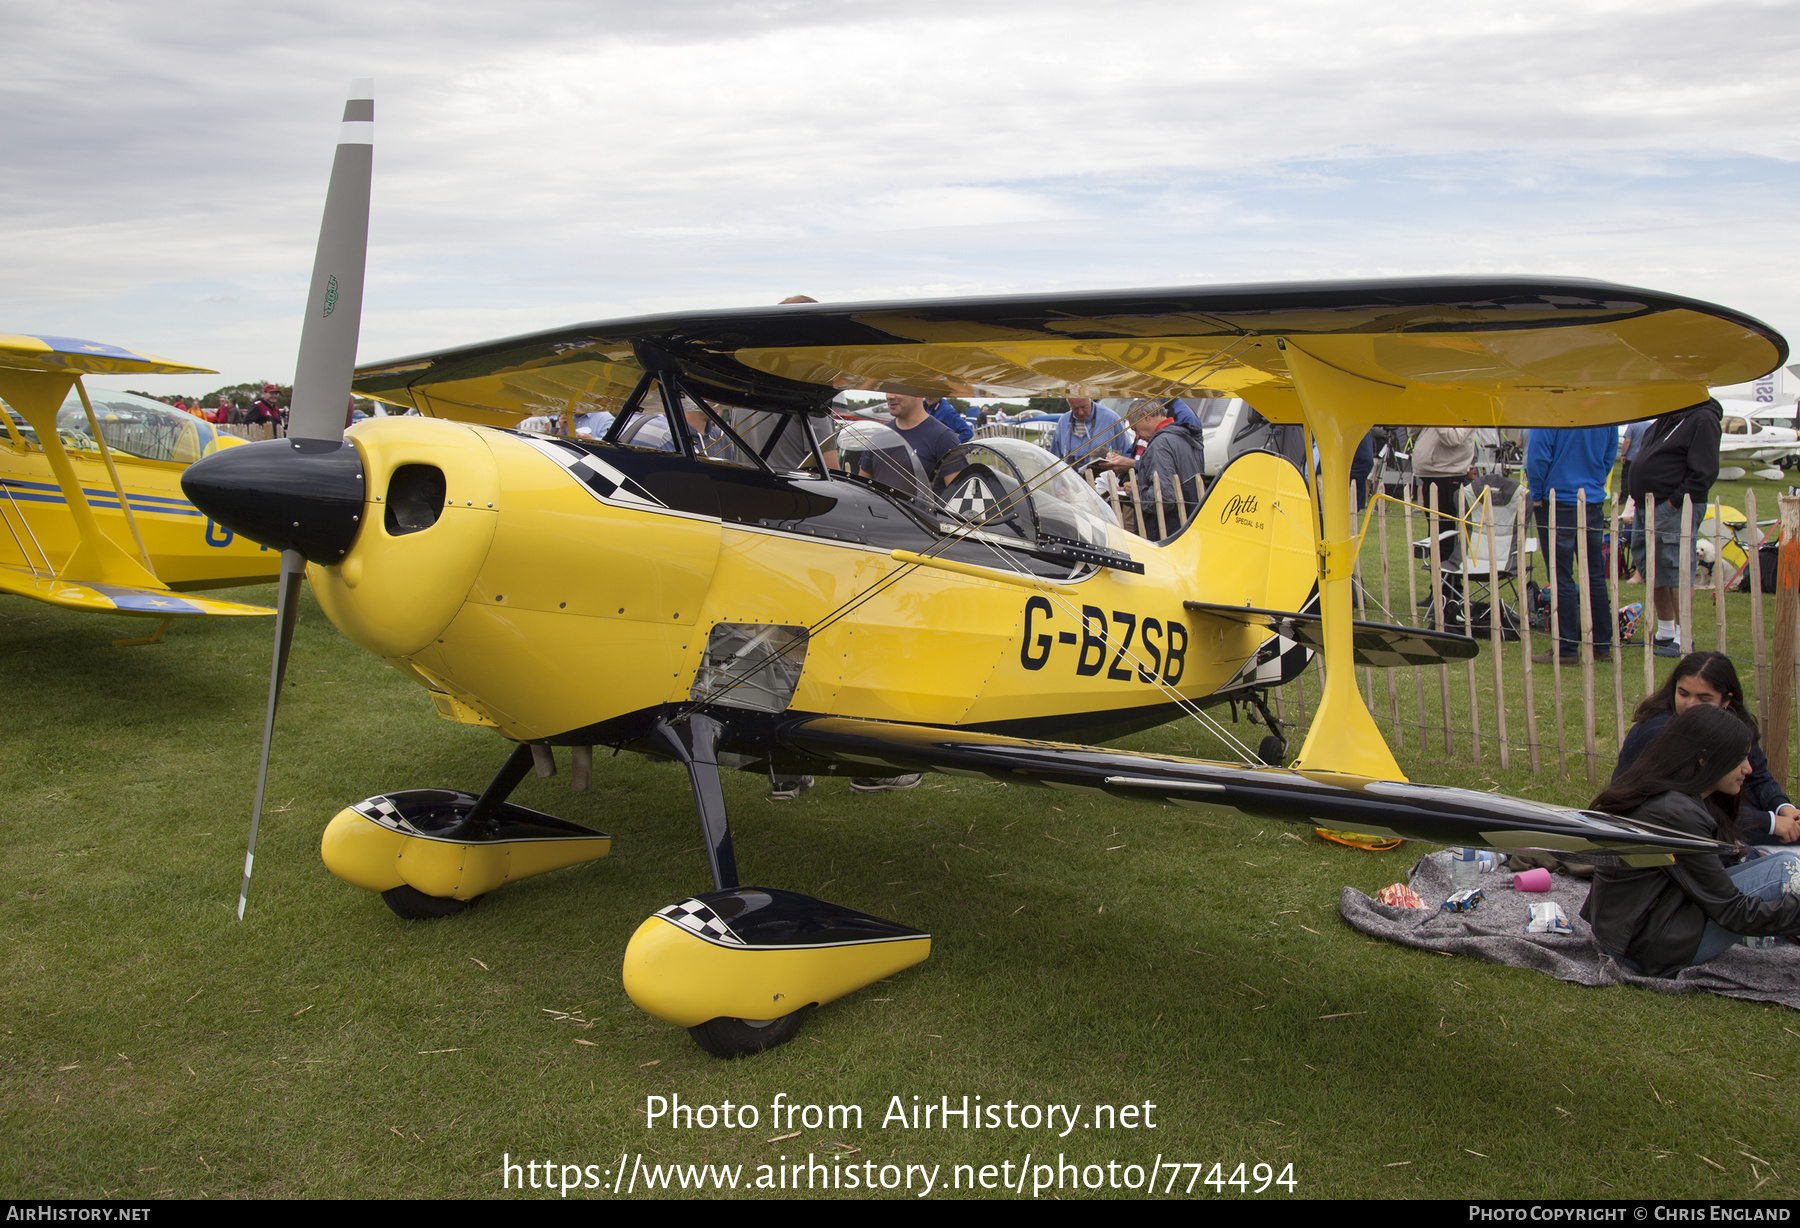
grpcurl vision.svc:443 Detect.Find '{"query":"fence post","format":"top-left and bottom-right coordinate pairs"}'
top-left (1519, 484), bottom-right (1541, 773)
top-left (1152, 472), bottom-right (1167, 540)
top-left (1643, 493), bottom-right (1657, 699)
top-left (1428, 484), bottom-right (1452, 753)
top-left (1778, 496), bottom-right (1800, 788)
top-left (1679, 493), bottom-right (1694, 654)
top-left (1575, 493), bottom-right (1597, 786)
top-left (1713, 497), bottom-right (1728, 653)
top-left (1749, 488), bottom-right (1769, 733)
top-left (1379, 491), bottom-right (1403, 749)
top-left (1460, 486), bottom-right (1482, 764)
top-left (1484, 486), bottom-right (1508, 769)
top-left (1609, 495), bottom-right (1626, 756)
top-left (1404, 490), bottom-right (1427, 754)
top-left (1547, 495), bottom-right (1567, 776)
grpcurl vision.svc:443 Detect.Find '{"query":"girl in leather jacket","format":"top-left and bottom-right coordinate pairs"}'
top-left (1582, 705), bottom-right (1800, 976)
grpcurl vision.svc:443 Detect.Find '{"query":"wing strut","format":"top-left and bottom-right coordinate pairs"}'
top-left (1280, 341), bottom-right (1407, 779)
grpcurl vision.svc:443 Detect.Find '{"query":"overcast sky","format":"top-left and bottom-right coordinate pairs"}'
top-left (3, 0), bottom-right (1796, 395)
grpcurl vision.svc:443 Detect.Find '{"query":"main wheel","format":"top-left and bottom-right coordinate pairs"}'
top-left (687, 1006), bottom-right (812, 1059)
top-left (381, 884), bottom-right (477, 919)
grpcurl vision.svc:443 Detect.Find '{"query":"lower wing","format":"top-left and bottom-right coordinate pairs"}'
top-left (777, 715), bottom-right (1717, 861)
top-left (0, 564), bottom-right (272, 617)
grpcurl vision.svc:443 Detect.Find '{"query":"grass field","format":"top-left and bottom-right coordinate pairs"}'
top-left (3, 481), bottom-right (1798, 1200)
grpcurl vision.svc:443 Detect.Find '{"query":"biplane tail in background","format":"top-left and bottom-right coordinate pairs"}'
top-left (0, 334), bottom-right (276, 641)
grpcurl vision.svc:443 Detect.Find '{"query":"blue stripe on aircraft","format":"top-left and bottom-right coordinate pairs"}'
top-left (0, 480), bottom-right (203, 516)
top-left (29, 336), bottom-right (150, 363)
top-left (86, 584), bottom-right (207, 614)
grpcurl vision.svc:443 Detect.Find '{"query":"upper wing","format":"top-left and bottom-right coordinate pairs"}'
top-left (353, 276), bottom-right (1785, 430)
top-left (776, 715), bottom-right (1723, 860)
top-left (0, 334), bottom-right (215, 378)
top-left (0, 565), bottom-right (271, 617)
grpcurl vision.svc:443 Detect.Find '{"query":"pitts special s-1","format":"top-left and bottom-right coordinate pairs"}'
top-left (183, 83), bottom-right (1787, 1058)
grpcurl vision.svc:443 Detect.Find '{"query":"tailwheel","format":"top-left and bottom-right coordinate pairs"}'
top-left (687, 1006), bottom-right (813, 1060)
top-left (1257, 734), bottom-right (1287, 766)
top-left (381, 884), bottom-right (477, 919)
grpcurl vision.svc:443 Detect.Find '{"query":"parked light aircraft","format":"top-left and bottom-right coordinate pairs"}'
top-left (184, 83), bottom-right (1787, 1059)
top-left (0, 336), bottom-right (275, 641)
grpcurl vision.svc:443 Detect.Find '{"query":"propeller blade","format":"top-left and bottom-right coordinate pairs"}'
top-left (238, 549), bottom-right (305, 920)
top-left (235, 79), bottom-right (373, 917)
top-left (289, 77), bottom-right (372, 443)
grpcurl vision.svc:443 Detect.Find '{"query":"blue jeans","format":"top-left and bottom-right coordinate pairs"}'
top-left (1690, 851), bottom-right (1800, 966)
top-left (1553, 505), bottom-right (1611, 657)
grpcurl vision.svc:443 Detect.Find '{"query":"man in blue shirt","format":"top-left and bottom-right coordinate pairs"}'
top-left (1525, 426), bottom-right (1619, 663)
top-left (1049, 397), bottom-right (1126, 468)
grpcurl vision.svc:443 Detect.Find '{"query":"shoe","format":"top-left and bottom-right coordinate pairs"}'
top-left (768, 775), bottom-right (814, 801)
top-left (1531, 651), bottom-right (1580, 666)
top-left (1653, 637), bottom-right (1682, 659)
top-left (850, 773), bottom-right (923, 792)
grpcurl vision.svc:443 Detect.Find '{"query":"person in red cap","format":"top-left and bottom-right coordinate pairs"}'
top-left (248, 383), bottom-right (284, 430)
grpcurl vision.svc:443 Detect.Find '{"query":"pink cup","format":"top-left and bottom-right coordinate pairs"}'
top-left (1513, 867), bottom-right (1554, 892)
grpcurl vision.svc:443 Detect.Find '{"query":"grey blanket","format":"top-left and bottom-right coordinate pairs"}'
top-left (1340, 852), bottom-right (1800, 1010)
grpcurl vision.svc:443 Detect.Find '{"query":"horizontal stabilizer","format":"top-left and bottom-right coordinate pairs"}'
top-left (778, 716), bottom-right (1722, 859)
top-left (1185, 601), bottom-right (1478, 667)
top-left (0, 565), bottom-right (271, 618)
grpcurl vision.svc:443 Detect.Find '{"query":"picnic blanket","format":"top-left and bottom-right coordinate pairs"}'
top-left (1340, 851), bottom-right (1800, 1010)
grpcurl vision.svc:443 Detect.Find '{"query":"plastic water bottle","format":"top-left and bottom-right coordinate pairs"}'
top-left (1451, 848), bottom-right (1482, 891)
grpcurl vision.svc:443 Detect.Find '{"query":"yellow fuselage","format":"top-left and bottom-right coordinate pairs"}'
top-left (310, 418), bottom-right (1315, 745)
top-left (0, 438), bottom-right (278, 591)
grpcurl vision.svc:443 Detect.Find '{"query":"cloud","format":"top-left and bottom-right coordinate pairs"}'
top-left (3, 0), bottom-right (1795, 388)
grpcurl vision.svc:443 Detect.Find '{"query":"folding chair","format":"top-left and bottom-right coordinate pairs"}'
top-left (1458, 477), bottom-right (1526, 640)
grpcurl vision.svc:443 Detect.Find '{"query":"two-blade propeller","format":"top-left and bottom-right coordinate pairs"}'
top-left (236, 80), bottom-right (373, 920)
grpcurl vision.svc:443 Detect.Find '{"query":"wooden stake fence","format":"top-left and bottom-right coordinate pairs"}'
top-left (1324, 479), bottom-right (1800, 794)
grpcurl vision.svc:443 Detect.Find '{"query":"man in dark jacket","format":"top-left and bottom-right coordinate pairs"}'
top-left (1100, 399), bottom-right (1204, 537)
top-left (1627, 399), bottom-right (1722, 656)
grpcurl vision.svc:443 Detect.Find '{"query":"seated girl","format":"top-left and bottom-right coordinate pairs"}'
top-left (1584, 704), bottom-right (1800, 977)
top-left (1614, 651), bottom-right (1799, 850)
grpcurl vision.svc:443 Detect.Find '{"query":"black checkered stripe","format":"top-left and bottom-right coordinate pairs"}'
top-left (949, 477), bottom-right (994, 518)
top-left (656, 898), bottom-right (747, 946)
top-left (514, 434), bottom-right (665, 508)
top-left (652, 898), bottom-right (927, 950)
top-left (351, 794), bottom-right (433, 838)
top-left (1222, 632), bottom-right (1310, 690)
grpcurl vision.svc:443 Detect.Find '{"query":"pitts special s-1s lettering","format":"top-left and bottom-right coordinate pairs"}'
top-left (186, 82), bottom-right (1788, 1059)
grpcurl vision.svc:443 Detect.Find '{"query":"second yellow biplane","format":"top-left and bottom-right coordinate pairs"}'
top-left (0, 334), bottom-right (276, 641)
top-left (184, 83), bottom-right (1789, 1058)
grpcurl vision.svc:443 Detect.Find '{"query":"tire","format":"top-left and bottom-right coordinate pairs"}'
top-left (1257, 735), bottom-right (1286, 766)
top-left (381, 884), bottom-right (476, 919)
top-left (687, 1006), bottom-right (812, 1059)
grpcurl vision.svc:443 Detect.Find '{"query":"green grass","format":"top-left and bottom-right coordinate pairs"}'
top-left (3, 491), bottom-right (1798, 1199)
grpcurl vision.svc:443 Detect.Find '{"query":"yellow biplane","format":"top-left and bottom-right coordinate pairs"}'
top-left (0, 334), bottom-right (276, 641)
top-left (186, 82), bottom-right (1787, 1058)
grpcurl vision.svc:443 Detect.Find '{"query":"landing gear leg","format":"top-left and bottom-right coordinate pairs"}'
top-left (1247, 690), bottom-right (1287, 766)
top-left (648, 713), bottom-right (737, 890)
top-left (646, 714), bottom-right (813, 1057)
top-left (378, 740), bottom-right (536, 919)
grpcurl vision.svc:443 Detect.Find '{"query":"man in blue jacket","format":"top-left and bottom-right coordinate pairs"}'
top-left (922, 395), bottom-right (973, 444)
top-left (1526, 426), bottom-right (1619, 663)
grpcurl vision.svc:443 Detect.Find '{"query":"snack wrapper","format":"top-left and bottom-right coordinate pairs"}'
top-left (1526, 901), bottom-right (1572, 935)
top-left (1375, 883), bottom-right (1428, 909)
